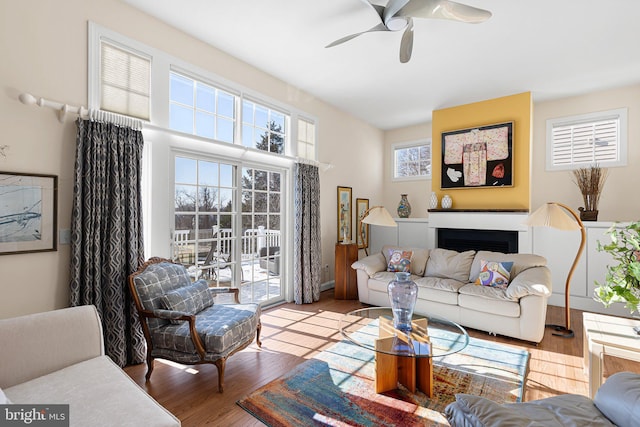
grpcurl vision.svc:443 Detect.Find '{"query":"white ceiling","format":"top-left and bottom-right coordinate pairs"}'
top-left (123, 0), bottom-right (640, 130)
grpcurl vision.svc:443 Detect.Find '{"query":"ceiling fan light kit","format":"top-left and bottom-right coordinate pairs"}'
top-left (326, 0), bottom-right (492, 63)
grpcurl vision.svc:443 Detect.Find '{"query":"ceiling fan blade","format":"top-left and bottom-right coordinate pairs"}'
top-left (358, 0), bottom-right (385, 20)
top-left (399, 19), bottom-right (414, 63)
top-left (397, 0), bottom-right (492, 23)
top-left (383, 0), bottom-right (411, 26)
top-left (325, 23), bottom-right (388, 48)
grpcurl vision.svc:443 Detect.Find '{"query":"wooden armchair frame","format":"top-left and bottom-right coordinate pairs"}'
top-left (128, 257), bottom-right (261, 392)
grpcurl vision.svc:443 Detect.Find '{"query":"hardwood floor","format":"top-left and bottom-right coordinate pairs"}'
top-left (124, 290), bottom-right (640, 426)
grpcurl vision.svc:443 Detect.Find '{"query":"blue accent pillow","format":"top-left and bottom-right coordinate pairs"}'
top-left (161, 280), bottom-right (214, 322)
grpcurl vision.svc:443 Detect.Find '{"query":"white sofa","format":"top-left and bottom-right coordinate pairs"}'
top-left (352, 246), bottom-right (552, 343)
top-left (0, 305), bottom-right (180, 427)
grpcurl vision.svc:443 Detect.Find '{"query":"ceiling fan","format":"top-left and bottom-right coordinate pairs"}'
top-left (326, 0), bottom-right (492, 63)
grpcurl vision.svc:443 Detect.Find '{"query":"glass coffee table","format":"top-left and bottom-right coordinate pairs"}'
top-left (339, 307), bottom-right (469, 397)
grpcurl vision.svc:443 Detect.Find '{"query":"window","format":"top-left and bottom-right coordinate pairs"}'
top-left (546, 108), bottom-right (627, 170)
top-left (100, 41), bottom-right (151, 120)
top-left (393, 140), bottom-right (431, 180)
top-left (242, 100), bottom-right (287, 154)
top-left (297, 118), bottom-right (316, 160)
top-left (169, 72), bottom-right (236, 143)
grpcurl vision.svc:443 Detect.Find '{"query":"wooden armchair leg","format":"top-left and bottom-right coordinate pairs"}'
top-left (256, 321), bottom-right (262, 347)
top-left (214, 358), bottom-right (226, 393)
top-left (145, 355), bottom-right (155, 381)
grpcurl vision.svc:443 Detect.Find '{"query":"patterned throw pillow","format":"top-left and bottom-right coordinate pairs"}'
top-left (475, 260), bottom-right (514, 289)
top-left (161, 280), bottom-right (214, 321)
top-left (387, 249), bottom-right (413, 273)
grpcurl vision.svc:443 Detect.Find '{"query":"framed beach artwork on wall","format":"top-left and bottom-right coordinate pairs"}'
top-left (0, 172), bottom-right (58, 255)
top-left (356, 198), bottom-right (369, 250)
top-left (441, 122), bottom-right (514, 189)
top-left (337, 186), bottom-right (352, 243)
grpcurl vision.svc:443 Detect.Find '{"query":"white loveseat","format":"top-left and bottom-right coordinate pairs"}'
top-left (0, 305), bottom-right (180, 427)
top-left (352, 246), bottom-right (552, 343)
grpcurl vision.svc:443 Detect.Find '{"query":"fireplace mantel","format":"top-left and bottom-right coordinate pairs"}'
top-left (427, 210), bottom-right (532, 253)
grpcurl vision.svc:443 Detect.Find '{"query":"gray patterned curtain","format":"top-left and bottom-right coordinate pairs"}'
top-left (69, 118), bottom-right (146, 367)
top-left (293, 163), bottom-right (321, 304)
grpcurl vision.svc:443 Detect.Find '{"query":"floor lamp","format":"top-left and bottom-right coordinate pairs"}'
top-left (360, 206), bottom-right (397, 256)
top-left (525, 202), bottom-right (586, 338)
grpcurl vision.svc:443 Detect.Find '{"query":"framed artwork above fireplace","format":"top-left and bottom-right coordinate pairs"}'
top-left (441, 121), bottom-right (513, 189)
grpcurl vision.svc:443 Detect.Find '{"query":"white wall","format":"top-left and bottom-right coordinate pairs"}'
top-left (382, 85), bottom-right (640, 222)
top-left (382, 122), bottom-right (433, 219)
top-left (0, 0), bottom-right (383, 318)
top-left (531, 84), bottom-right (640, 221)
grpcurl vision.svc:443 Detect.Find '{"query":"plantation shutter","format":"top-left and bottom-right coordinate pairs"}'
top-left (101, 42), bottom-right (151, 120)
top-left (550, 115), bottom-right (620, 168)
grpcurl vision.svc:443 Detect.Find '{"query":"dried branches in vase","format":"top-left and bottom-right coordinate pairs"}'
top-left (572, 165), bottom-right (608, 221)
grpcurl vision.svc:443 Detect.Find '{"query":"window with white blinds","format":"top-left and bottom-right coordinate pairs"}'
top-left (546, 108), bottom-right (627, 170)
top-left (100, 42), bottom-right (151, 120)
top-left (297, 118), bottom-right (316, 160)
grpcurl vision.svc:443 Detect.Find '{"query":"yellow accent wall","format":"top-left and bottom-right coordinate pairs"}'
top-left (432, 92), bottom-right (532, 209)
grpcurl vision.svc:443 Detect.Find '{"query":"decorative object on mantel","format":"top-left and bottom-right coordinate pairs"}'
top-left (359, 206), bottom-right (397, 256)
top-left (572, 164), bottom-right (608, 221)
top-left (525, 202), bottom-right (585, 338)
top-left (388, 271), bottom-right (418, 331)
top-left (397, 194), bottom-right (411, 218)
top-left (429, 191), bottom-right (438, 209)
top-left (441, 194), bottom-right (453, 209)
top-left (594, 222), bottom-right (640, 313)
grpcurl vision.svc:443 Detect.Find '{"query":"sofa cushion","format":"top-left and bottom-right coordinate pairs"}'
top-left (4, 356), bottom-right (180, 427)
top-left (425, 248), bottom-right (476, 282)
top-left (458, 291), bottom-right (521, 317)
top-left (387, 249), bottom-right (413, 272)
top-left (153, 303), bottom-right (261, 355)
top-left (445, 393), bottom-right (615, 427)
top-left (594, 371), bottom-right (640, 427)
top-left (475, 260), bottom-right (513, 289)
top-left (382, 245), bottom-right (430, 276)
top-left (369, 272), bottom-right (422, 294)
top-left (161, 280), bottom-right (214, 322)
top-left (469, 251), bottom-right (547, 283)
top-left (414, 276), bottom-right (467, 294)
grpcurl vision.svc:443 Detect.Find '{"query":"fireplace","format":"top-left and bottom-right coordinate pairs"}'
top-left (437, 228), bottom-right (518, 253)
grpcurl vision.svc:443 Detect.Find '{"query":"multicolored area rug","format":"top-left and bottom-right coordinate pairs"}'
top-left (237, 326), bottom-right (530, 426)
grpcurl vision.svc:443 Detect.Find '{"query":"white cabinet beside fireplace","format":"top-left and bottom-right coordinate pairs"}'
top-left (369, 218), bottom-right (429, 255)
top-left (531, 221), bottom-right (629, 316)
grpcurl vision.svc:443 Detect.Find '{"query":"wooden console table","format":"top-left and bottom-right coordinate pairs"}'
top-left (334, 243), bottom-right (358, 299)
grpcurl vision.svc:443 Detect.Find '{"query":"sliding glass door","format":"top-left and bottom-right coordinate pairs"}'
top-left (173, 155), bottom-right (284, 305)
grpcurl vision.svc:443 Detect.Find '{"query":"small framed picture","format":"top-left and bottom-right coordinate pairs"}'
top-left (356, 198), bottom-right (369, 249)
top-left (0, 172), bottom-right (58, 255)
top-left (337, 186), bottom-right (352, 243)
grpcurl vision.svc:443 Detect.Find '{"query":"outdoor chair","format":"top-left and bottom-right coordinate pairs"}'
top-left (128, 257), bottom-right (261, 392)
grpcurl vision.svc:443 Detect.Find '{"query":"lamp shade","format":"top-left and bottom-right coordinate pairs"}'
top-left (525, 202), bottom-right (580, 231)
top-left (362, 206), bottom-right (397, 227)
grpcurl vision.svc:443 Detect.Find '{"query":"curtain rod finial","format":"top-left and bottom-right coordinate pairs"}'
top-left (19, 92), bottom-right (37, 106)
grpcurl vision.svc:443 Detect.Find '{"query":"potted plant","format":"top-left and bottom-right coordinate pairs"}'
top-left (594, 222), bottom-right (640, 313)
top-left (572, 164), bottom-right (608, 221)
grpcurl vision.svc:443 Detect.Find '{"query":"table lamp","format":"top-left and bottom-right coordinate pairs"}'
top-left (525, 202), bottom-right (585, 338)
top-left (360, 206), bottom-right (397, 256)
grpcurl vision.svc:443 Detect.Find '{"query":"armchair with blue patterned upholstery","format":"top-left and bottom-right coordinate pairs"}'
top-left (128, 257), bottom-right (261, 393)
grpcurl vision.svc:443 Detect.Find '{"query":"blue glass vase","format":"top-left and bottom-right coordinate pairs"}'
top-left (388, 271), bottom-right (418, 331)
